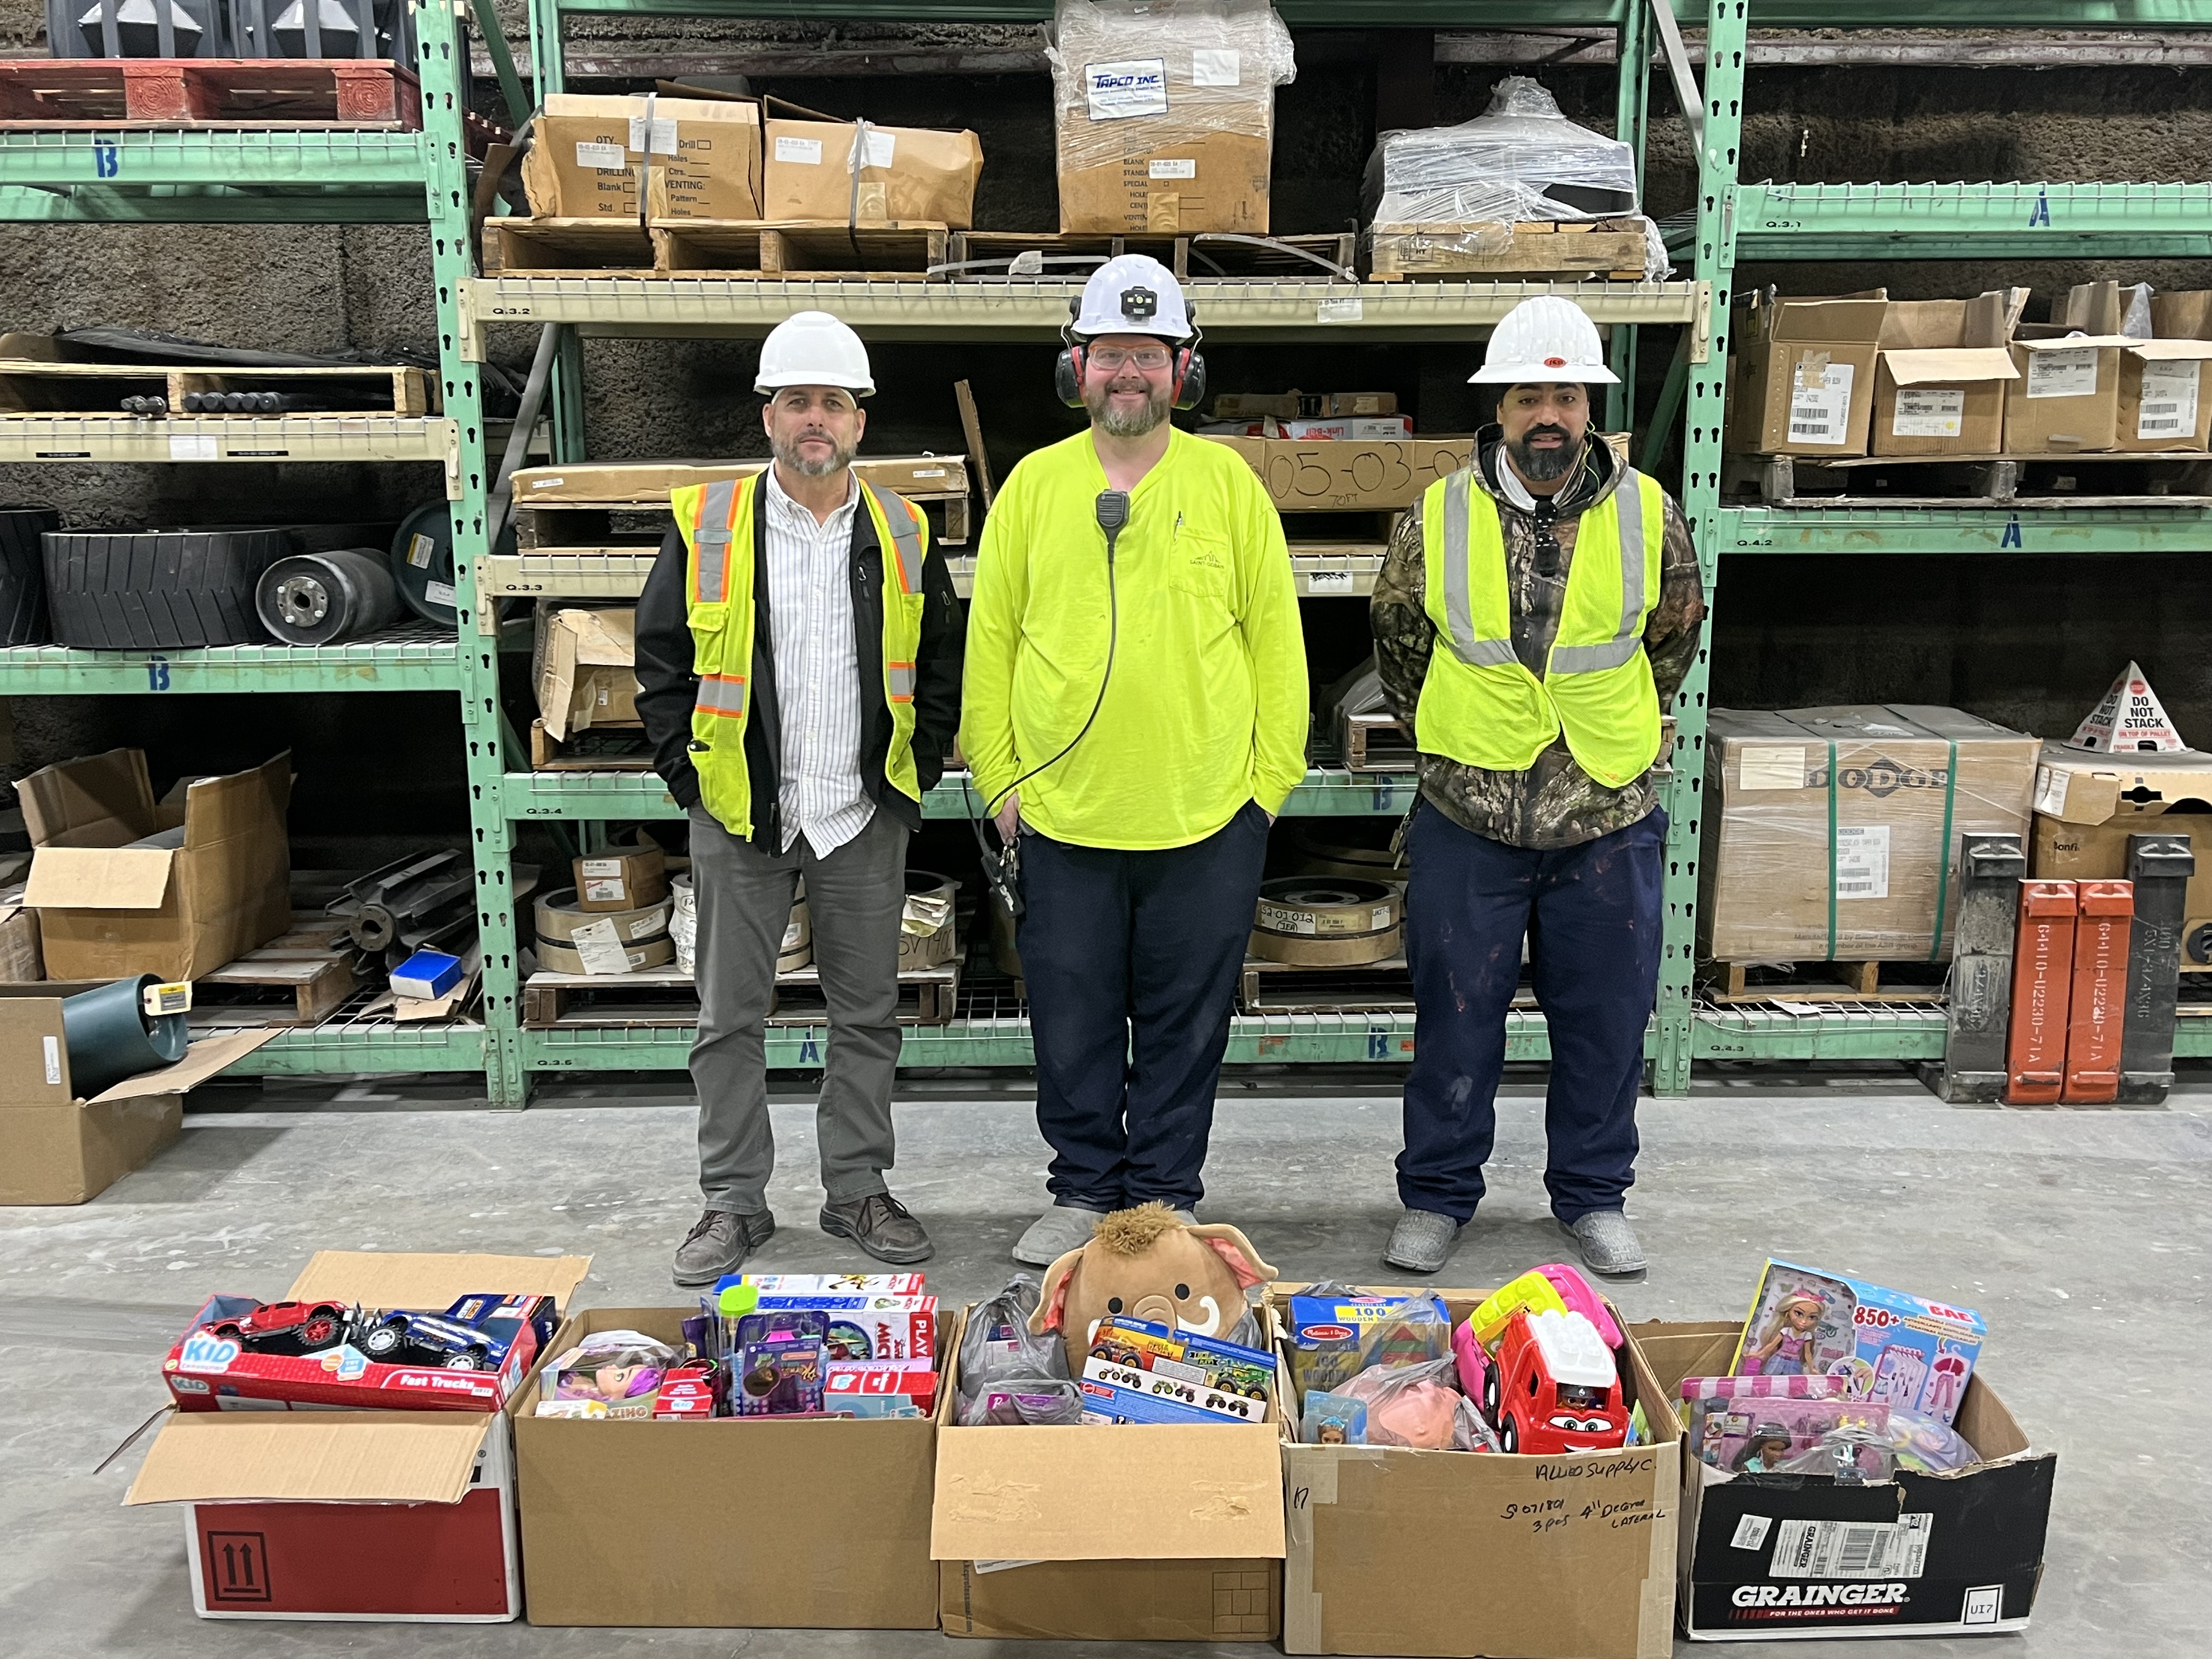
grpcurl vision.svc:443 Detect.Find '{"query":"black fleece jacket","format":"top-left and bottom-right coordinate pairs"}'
top-left (633, 480), bottom-right (965, 846)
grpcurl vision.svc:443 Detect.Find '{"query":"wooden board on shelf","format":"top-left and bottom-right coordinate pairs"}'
top-left (521, 961), bottom-right (958, 1028)
top-left (1366, 218), bottom-right (1651, 283)
top-left (481, 216), bottom-right (655, 277)
top-left (653, 219), bottom-right (949, 280)
top-left (530, 717), bottom-right (656, 772)
top-left (0, 352), bottom-right (433, 418)
top-left (944, 229), bottom-right (1355, 283)
top-left (191, 917), bottom-right (360, 1026)
top-left (1701, 959), bottom-right (1949, 1006)
top-left (511, 454), bottom-right (972, 546)
top-left (1238, 953), bottom-right (1537, 1016)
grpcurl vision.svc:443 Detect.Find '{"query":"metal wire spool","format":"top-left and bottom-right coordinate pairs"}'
top-left (255, 547), bottom-right (403, 645)
top-left (390, 501), bottom-right (460, 626)
top-left (1249, 877), bottom-right (1403, 967)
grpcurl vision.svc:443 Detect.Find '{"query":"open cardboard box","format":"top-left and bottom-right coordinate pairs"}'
top-left (1729, 290), bottom-right (1888, 457)
top-left (0, 988), bottom-right (276, 1204)
top-left (125, 1251), bottom-right (590, 1622)
top-left (2031, 744), bottom-right (2212, 963)
top-left (1273, 1285), bottom-right (1680, 1659)
top-left (1870, 291), bottom-right (2024, 458)
top-left (512, 1304), bottom-right (944, 1628)
top-left (933, 1306), bottom-right (1286, 1641)
top-left (1632, 1321), bottom-right (2053, 1642)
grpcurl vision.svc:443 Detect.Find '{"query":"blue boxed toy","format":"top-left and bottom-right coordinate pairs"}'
top-left (1730, 1259), bottom-right (1985, 1426)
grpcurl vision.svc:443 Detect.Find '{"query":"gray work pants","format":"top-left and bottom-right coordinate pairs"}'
top-left (689, 804), bottom-right (909, 1214)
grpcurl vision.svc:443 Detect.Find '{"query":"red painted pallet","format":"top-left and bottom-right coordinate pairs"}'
top-left (0, 57), bottom-right (421, 128)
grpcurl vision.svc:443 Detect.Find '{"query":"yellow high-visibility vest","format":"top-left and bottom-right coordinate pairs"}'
top-left (1414, 465), bottom-right (1664, 788)
top-left (672, 472), bottom-right (928, 837)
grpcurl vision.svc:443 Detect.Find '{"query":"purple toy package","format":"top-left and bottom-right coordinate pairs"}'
top-left (1694, 1396), bottom-right (1895, 1480)
top-left (1730, 1260), bottom-right (1986, 1427)
top-left (736, 1337), bottom-right (825, 1416)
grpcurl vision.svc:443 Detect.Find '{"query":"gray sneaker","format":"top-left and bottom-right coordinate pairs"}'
top-left (672, 1207), bottom-right (776, 1287)
top-left (1012, 1202), bottom-right (1107, 1267)
top-left (820, 1191), bottom-right (935, 1265)
top-left (1560, 1210), bottom-right (1646, 1279)
top-left (1383, 1207), bottom-right (1463, 1274)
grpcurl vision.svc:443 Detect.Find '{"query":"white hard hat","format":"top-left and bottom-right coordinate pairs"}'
top-left (1469, 295), bottom-right (1618, 386)
top-left (756, 309), bottom-right (875, 396)
top-left (1073, 253), bottom-right (1192, 340)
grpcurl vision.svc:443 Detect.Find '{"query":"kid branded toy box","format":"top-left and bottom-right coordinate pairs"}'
top-left (1732, 1261), bottom-right (1984, 1426)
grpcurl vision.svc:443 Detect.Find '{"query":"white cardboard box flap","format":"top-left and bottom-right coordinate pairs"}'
top-left (932, 1421), bottom-right (1286, 1562)
top-left (1881, 346), bottom-right (2021, 386)
top-left (126, 1409), bottom-right (495, 1506)
top-left (86, 1029), bottom-right (281, 1105)
top-left (2128, 338), bottom-right (2212, 362)
top-left (22, 844), bottom-right (175, 911)
top-left (285, 1250), bottom-right (593, 1313)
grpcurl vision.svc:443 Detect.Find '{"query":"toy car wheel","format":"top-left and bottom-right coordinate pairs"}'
top-left (1500, 1416), bottom-right (1519, 1454)
top-left (443, 1346), bottom-right (488, 1372)
top-left (364, 1319), bottom-right (405, 1356)
top-left (299, 1311), bottom-right (343, 1348)
top-left (1481, 1365), bottom-right (1500, 1421)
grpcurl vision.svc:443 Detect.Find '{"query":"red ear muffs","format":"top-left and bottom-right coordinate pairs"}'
top-left (1056, 319), bottom-right (1205, 411)
top-left (1055, 338), bottom-right (1087, 409)
top-left (1171, 341), bottom-right (1206, 412)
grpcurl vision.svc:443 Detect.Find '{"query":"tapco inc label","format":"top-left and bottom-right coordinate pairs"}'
top-left (1085, 57), bottom-right (1170, 121)
top-left (1808, 754), bottom-right (1948, 798)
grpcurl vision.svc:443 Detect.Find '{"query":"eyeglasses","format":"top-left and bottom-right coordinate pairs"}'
top-left (1086, 345), bottom-right (1173, 373)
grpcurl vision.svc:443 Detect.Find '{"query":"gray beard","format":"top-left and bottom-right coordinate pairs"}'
top-left (1086, 381), bottom-right (1170, 438)
top-left (771, 430), bottom-right (857, 477)
top-left (1508, 429), bottom-right (1581, 482)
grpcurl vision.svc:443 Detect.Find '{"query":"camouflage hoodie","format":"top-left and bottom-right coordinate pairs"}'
top-left (1368, 425), bottom-right (1706, 850)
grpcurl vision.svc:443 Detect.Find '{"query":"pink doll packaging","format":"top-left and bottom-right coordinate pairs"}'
top-left (1729, 1260), bottom-right (1985, 1427)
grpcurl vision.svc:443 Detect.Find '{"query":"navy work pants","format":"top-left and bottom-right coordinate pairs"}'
top-left (1397, 803), bottom-right (1664, 1225)
top-left (1017, 801), bottom-right (1271, 1210)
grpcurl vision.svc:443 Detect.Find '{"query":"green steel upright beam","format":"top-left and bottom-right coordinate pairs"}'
top-left (1651, 0), bottom-right (1746, 1098)
top-left (421, 0), bottom-right (529, 1107)
top-left (1606, 0), bottom-right (1653, 433)
top-left (524, 0), bottom-right (588, 461)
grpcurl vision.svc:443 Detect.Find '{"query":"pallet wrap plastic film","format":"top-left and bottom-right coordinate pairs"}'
top-left (1045, 0), bottom-right (1296, 235)
top-left (1363, 77), bottom-right (1666, 280)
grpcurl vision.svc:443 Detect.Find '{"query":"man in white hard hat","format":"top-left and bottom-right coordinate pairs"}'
top-left (636, 309), bottom-right (964, 1281)
top-left (962, 255), bottom-right (1307, 1266)
top-left (1369, 295), bottom-right (1705, 1280)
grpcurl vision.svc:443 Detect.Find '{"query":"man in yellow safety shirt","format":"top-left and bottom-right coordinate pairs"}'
top-left (961, 256), bottom-right (1308, 1266)
top-left (1370, 295), bottom-right (1706, 1281)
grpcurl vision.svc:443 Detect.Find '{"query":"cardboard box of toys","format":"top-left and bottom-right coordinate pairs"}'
top-left (761, 100), bottom-right (982, 227)
top-left (1045, 0), bottom-right (1295, 234)
top-left (18, 748), bottom-right (293, 983)
top-left (1869, 291), bottom-right (2025, 458)
top-left (1632, 1261), bottom-right (2051, 1643)
top-left (0, 992), bottom-right (274, 1205)
top-left (126, 1251), bottom-right (590, 1622)
top-left (513, 1300), bottom-right (946, 1628)
top-left (1273, 1276), bottom-right (1681, 1658)
top-left (1697, 707), bottom-right (2040, 964)
top-left (2030, 742), bottom-right (2212, 966)
top-left (933, 1212), bottom-right (1288, 1642)
top-left (1729, 290), bottom-right (1888, 458)
top-left (522, 93), bottom-right (762, 221)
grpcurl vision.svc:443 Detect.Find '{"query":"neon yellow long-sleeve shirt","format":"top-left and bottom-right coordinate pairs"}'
top-left (960, 426), bottom-right (1309, 850)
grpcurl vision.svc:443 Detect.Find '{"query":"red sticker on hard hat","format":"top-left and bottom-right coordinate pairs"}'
top-left (1544, 356), bottom-right (1568, 368)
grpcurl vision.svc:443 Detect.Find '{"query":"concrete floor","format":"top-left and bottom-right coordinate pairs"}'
top-left (3, 1071), bottom-right (2205, 1658)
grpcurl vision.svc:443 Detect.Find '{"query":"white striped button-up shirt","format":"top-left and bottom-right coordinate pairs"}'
top-left (762, 466), bottom-right (873, 856)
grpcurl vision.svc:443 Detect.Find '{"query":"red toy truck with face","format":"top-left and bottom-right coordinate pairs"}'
top-left (1487, 1307), bottom-right (1629, 1456)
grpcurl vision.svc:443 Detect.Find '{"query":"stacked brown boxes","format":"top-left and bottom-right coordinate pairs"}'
top-left (523, 94), bottom-right (763, 220)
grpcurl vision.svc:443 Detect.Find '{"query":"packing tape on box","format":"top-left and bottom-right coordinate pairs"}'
top-left (534, 887), bottom-right (671, 945)
top-left (537, 933), bottom-right (676, 976)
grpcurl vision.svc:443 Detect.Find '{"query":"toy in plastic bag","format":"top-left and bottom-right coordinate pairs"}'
top-left (1340, 1356), bottom-right (1499, 1452)
top-left (1771, 1423), bottom-right (1897, 1485)
top-left (1882, 1407), bottom-right (1980, 1474)
top-left (958, 1275), bottom-right (1069, 1407)
top-left (960, 1378), bottom-right (1086, 1426)
top-left (1359, 1290), bottom-right (1450, 1372)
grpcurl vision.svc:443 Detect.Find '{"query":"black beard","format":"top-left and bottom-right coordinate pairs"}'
top-left (1508, 426), bottom-right (1580, 482)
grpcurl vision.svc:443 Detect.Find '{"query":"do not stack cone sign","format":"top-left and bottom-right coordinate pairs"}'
top-left (2068, 661), bottom-right (2188, 753)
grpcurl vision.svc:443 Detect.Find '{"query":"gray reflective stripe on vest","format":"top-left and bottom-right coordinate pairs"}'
top-left (1548, 468), bottom-right (1649, 675)
top-left (1440, 473), bottom-right (1519, 669)
top-left (692, 478), bottom-right (738, 602)
top-left (887, 663), bottom-right (917, 700)
top-left (695, 674), bottom-right (748, 716)
top-left (865, 481), bottom-right (924, 594)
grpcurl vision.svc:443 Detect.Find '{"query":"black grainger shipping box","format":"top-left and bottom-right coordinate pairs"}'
top-left (516, 1306), bottom-right (942, 1627)
top-left (1699, 707), bottom-right (2039, 964)
top-left (1634, 1322), bottom-right (2053, 1642)
top-left (1275, 1286), bottom-right (1679, 1659)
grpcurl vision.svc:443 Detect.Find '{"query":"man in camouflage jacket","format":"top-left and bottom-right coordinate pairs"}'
top-left (1370, 314), bottom-right (1705, 1280)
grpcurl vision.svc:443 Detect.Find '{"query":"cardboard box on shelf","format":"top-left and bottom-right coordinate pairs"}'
top-left (2030, 744), bottom-right (2212, 963)
top-left (2117, 340), bottom-right (2212, 452)
top-left (516, 1305), bottom-right (942, 1627)
top-left (125, 1251), bottom-right (590, 1622)
top-left (1633, 1321), bottom-right (2053, 1642)
top-left (19, 749), bottom-right (292, 983)
top-left (1728, 290), bottom-right (1888, 457)
top-left (1870, 291), bottom-right (2025, 458)
top-left (1274, 1285), bottom-right (1680, 1659)
top-left (761, 103), bottom-right (981, 228)
top-left (535, 608), bottom-right (640, 744)
top-left (522, 94), bottom-right (761, 221)
top-left (2004, 327), bottom-right (2130, 454)
top-left (573, 842), bottom-right (668, 913)
top-left (1206, 435), bottom-right (1477, 511)
top-left (0, 993), bottom-right (275, 1205)
top-left (1046, 0), bottom-right (1294, 234)
top-left (1698, 707), bottom-right (2040, 964)
top-left (932, 1304), bottom-right (1286, 1642)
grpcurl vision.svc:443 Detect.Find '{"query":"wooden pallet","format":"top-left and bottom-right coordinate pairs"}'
top-left (1238, 954), bottom-right (1539, 1015)
top-left (512, 455), bottom-right (973, 548)
top-left (1702, 959), bottom-right (1949, 1005)
top-left (944, 229), bottom-right (1356, 282)
top-left (654, 219), bottom-right (950, 280)
top-left (0, 348), bottom-right (433, 418)
top-left (1367, 218), bottom-right (1651, 283)
top-left (191, 917), bottom-right (360, 1026)
top-left (1726, 450), bottom-right (2212, 508)
top-left (1337, 709), bottom-right (1417, 774)
top-left (530, 716), bottom-right (656, 772)
top-left (522, 962), bottom-right (958, 1028)
top-left (0, 57), bottom-right (421, 129)
top-left (481, 216), bottom-right (654, 278)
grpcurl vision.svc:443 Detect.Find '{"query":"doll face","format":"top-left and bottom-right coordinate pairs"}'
top-left (1318, 1421), bottom-right (1346, 1445)
top-left (1784, 1303), bottom-right (1819, 1334)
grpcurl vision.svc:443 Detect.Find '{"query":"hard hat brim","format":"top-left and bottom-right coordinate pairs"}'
top-left (754, 373), bottom-right (877, 397)
top-left (1468, 362), bottom-right (1621, 386)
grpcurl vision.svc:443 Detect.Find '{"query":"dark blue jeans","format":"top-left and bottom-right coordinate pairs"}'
top-left (1017, 801), bottom-right (1271, 1210)
top-left (1397, 802), bottom-right (1664, 1225)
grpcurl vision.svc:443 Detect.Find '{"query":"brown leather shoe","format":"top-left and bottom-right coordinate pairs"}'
top-left (819, 1191), bottom-right (934, 1265)
top-left (672, 1207), bottom-right (776, 1287)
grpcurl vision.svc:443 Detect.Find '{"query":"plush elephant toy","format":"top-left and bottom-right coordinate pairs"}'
top-left (1029, 1201), bottom-right (1278, 1373)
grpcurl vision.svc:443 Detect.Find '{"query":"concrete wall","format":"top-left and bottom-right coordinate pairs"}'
top-left (4, 22), bottom-right (2210, 835)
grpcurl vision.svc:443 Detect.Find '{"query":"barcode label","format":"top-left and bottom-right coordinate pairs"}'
top-left (1892, 388), bottom-right (1965, 438)
top-left (1770, 1514), bottom-right (1933, 1579)
top-left (1789, 411), bottom-right (1831, 437)
top-left (2138, 360), bottom-right (2200, 440)
top-left (1835, 824), bottom-right (1890, 901)
top-left (1784, 361), bottom-right (1853, 447)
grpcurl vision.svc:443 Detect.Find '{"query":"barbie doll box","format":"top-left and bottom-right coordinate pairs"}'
top-left (1730, 1262), bottom-right (1985, 1429)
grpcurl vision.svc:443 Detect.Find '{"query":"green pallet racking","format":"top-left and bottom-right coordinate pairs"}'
top-left (7, 1), bottom-right (2209, 1099)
